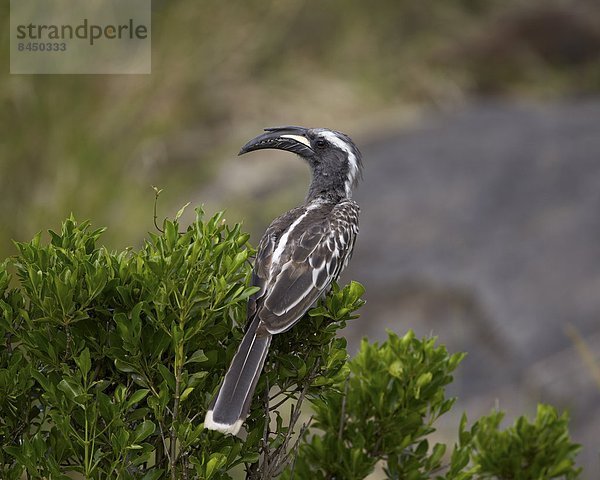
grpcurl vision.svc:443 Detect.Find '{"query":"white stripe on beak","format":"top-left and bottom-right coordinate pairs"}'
top-left (281, 134), bottom-right (311, 147)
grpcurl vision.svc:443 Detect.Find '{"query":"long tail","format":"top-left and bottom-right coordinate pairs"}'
top-left (204, 317), bottom-right (272, 435)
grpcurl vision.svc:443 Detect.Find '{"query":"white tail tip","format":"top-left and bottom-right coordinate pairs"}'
top-left (204, 410), bottom-right (244, 435)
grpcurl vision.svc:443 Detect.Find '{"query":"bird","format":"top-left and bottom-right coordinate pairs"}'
top-left (204, 126), bottom-right (362, 435)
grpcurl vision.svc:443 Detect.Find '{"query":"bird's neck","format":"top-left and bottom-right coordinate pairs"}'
top-left (306, 176), bottom-right (348, 204)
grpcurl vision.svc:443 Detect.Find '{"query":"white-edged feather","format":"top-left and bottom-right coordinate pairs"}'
top-left (271, 202), bottom-right (321, 270)
top-left (204, 410), bottom-right (244, 435)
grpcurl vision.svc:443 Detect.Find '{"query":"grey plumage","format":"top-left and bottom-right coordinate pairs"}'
top-left (205, 126), bottom-right (362, 435)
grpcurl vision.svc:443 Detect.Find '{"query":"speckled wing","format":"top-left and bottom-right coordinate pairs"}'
top-left (254, 200), bottom-right (360, 334)
top-left (246, 206), bottom-right (305, 322)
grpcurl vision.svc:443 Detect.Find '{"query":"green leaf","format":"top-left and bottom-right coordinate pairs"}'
top-left (416, 372), bottom-right (432, 388)
top-left (347, 280), bottom-right (365, 302)
top-left (429, 443), bottom-right (446, 468)
top-left (175, 202), bottom-right (191, 220)
top-left (205, 453), bottom-right (227, 479)
top-left (57, 378), bottom-right (83, 403)
top-left (114, 358), bottom-right (138, 373)
top-left (388, 360), bottom-right (403, 378)
top-left (180, 387), bottom-right (194, 402)
top-left (127, 389), bottom-right (150, 408)
top-left (75, 348), bottom-right (91, 378)
top-left (157, 364), bottom-right (176, 390)
top-left (133, 420), bottom-right (155, 443)
top-left (186, 349), bottom-right (208, 364)
top-left (141, 470), bottom-right (165, 480)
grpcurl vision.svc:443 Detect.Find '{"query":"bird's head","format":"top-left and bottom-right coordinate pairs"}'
top-left (239, 126), bottom-right (363, 200)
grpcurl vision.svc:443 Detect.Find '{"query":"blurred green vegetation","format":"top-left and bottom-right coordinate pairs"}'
top-left (2, 0), bottom-right (600, 257)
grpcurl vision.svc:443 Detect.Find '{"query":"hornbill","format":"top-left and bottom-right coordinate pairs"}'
top-left (204, 126), bottom-right (362, 435)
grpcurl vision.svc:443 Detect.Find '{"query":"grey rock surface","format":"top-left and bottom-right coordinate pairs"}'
top-left (340, 99), bottom-right (600, 475)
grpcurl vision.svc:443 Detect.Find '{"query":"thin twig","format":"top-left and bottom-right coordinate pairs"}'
top-left (260, 375), bottom-right (271, 478)
top-left (250, 357), bottom-right (323, 478)
top-left (269, 388), bottom-right (287, 402)
top-left (270, 358), bottom-right (321, 477)
top-left (288, 416), bottom-right (313, 480)
top-left (181, 451), bottom-right (189, 480)
top-left (170, 357), bottom-right (183, 479)
top-left (245, 462), bottom-right (259, 480)
top-left (157, 419), bottom-right (171, 464)
top-left (270, 389), bottom-right (299, 411)
top-left (271, 380), bottom-right (311, 476)
top-left (152, 186), bottom-right (165, 233)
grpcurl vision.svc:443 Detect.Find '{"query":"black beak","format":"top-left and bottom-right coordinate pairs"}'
top-left (238, 126), bottom-right (313, 157)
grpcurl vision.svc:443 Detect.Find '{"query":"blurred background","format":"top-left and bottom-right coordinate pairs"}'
top-left (2, 0), bottom-right (600, 476)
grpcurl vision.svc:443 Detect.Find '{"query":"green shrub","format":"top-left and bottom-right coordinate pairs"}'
top-left (0, 211), bottom-right (581, 479)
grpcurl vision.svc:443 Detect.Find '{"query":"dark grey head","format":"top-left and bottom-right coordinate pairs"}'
top-left (239, 126), bottom-right (363, 200)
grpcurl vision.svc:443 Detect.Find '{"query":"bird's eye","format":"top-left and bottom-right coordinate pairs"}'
top-left (315, 139), bottom-right (326, 148)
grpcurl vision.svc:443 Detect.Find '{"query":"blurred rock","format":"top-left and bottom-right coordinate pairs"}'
top-left (341, 99), bottom-right (600, 476)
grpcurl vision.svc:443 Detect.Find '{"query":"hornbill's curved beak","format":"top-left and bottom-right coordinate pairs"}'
top-left (238, 126), bottom-right (313, 157)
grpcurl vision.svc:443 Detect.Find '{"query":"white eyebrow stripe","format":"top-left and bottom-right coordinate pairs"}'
top-left (280, 134), bottom-right (311, 147)
top-left (319, 131), bottom-right (351, 155)
top-left (319, 130), bottom-right (359, 198)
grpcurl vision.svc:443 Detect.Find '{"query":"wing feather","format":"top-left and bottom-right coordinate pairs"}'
top-left (253, 200), bottom-right (359, 334)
